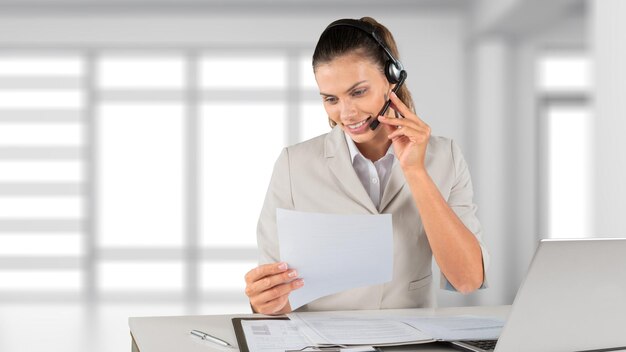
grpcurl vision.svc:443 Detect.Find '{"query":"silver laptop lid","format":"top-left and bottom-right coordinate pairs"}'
top-left (496, 238), bottom-right (626, 352)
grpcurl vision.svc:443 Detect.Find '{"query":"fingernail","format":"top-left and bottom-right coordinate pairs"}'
top-left (288, 270), bottom-right (298, 278)
top-left (295, 279), bottom-right (304, 287)
top-left (278, 262), bottom-right (288, 270)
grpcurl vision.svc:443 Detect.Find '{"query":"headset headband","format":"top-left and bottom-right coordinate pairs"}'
top-left (324, 18), bottom-right (404, 73)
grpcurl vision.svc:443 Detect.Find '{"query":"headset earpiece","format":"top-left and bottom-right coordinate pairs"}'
top-left (385, 60), bottom-right (403, 84)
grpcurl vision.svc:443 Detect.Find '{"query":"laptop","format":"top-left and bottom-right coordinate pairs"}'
top-left (450, 238), bottom-right (626, 352)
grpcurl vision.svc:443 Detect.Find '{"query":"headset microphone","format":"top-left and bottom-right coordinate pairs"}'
top-left (368, 70), bottom-right (407, 130)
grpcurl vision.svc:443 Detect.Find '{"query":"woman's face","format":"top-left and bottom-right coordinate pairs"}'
top-left (314, 52), bottom-right (392, 145)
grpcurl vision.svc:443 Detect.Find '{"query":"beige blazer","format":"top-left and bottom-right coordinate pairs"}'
top-left (257, 126), bottom-right (489, 311)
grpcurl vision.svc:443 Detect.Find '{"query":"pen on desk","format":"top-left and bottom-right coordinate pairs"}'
top-left (190, 329), bottom-right (232, 347)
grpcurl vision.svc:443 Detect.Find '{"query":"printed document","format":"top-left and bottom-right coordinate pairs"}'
top-left (287, 312), bottom-right (504, 345)
top-left (288, 314), bottom-right (433, 346)
top-left (402, 315), bottom-right (505, 340)
top-left (238, 314), bottom-right (505, 351)
top-left (240, 319), bottom-right (309, 352)
top-left (276, 209), bottom-right (393, 310)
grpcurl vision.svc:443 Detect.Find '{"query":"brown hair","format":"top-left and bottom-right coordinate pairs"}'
top-left (312, 17), bottom-right (415, 127)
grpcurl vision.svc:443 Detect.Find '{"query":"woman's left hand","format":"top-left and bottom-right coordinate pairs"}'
top-left (378, 92), bottom-right (431, 171)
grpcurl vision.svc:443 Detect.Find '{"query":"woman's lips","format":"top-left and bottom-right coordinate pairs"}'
top-left (345, 116), bottom-right (372, 134)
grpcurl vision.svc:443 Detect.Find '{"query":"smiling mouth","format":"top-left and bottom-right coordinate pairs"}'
top-left (346, 116), bottom-right (371, 129)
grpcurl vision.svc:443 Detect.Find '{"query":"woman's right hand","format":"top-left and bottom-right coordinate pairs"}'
top-left (244, 262), bottom-right (304, 315)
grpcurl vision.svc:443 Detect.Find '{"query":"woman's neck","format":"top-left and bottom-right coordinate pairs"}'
top-left (355, 133), bottom-right (392, 162)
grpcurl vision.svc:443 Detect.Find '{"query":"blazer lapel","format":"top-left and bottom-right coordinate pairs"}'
top-left (325, 127), bottom-right (378, 214)
top-left (379, 161), bottom-right (406, 212)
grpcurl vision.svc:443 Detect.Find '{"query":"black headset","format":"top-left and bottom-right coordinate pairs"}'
top-left (323, 18), bottom-right (406, 84)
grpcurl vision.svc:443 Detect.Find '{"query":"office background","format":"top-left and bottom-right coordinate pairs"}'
top-left (1, 0), bottom-right (624, 351)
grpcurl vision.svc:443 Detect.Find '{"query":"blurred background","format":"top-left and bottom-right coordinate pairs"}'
top-left (1, 0), bottom-right (624, 351)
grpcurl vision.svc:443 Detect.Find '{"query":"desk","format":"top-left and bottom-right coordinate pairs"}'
top-left (129, 305), bottom-right (510, 352)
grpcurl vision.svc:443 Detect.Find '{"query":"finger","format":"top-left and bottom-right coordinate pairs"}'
top-left (388, 129), bottom-right (417, 141)
top-left (381, 119), bottom-right (398, 136)
top-left (387, 127), bottom-right (416, 140)
top-left (250, 279), bottom-right (304, 308)
top-left (244, 262), bottom-right (289, 284)
top-left (378, 115), bottom-right (419, 130)
top-left (246, 269), bottom-right (299, 297)
top-left (258, 293), bottom-right (291, 315)
top-left (388, 91), bottom-right (412, 118)
top-left (250, 280), bottom-right (302, 311)
top-left (389, 92), bottom-right (427, 126)
top-left (388, 127), bottom-right (430, 143)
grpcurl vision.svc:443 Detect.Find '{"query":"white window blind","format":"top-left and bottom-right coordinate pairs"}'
top-left (0, 53), bottom-right (85, 297)
top-left (1, 47), bottom-right (328, 306)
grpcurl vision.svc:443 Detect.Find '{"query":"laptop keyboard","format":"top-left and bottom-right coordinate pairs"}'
top-left (461, 340), bottom-right (498, 351)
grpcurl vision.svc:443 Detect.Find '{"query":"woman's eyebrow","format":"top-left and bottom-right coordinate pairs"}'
top-left (320, 80), bottom-right (368, 96)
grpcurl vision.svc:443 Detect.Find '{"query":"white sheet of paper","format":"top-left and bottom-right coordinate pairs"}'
top-left (277, 208), bottom-right (393, 310)
top-left (402, 315), bottom-right (505, 341)
top-left (240, 320), bottom-right (310, 352)
top-left (288, 313), bottom-right (434, 346)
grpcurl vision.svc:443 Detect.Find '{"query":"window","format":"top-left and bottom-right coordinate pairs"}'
top-left (0, 54), bottom-right (85, 298)
top-left (0, 48), bottom-right (328, 307)
top-left (537, 51), bottom-right (592, 239)
top-left (545, 105), bottom-right (592, 238)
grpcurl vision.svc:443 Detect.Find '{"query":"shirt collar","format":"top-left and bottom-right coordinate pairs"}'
top-left (343, 132), bottom-right (395, 163)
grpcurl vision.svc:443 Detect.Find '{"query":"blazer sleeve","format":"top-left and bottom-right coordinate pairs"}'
top-left (440, 140), bottom-right (490, 290)
top-left (256, 148), bottom-right (295, 265)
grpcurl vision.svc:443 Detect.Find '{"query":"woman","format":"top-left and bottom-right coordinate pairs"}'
top-left (244, 17), bottom-right (489, 315)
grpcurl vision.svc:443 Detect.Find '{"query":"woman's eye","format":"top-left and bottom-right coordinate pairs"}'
top-left (352, 89), bottom-right (367, 97)
top-left (324, 97), bottom-right (337, 104)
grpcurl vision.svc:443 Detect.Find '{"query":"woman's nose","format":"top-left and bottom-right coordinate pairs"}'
top-left (339, 99), bottom-right (357, 119)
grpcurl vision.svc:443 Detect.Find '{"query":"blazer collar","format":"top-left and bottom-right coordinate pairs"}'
top-left (324, 126), bottom-right (378, 214)
top-left (324, 128), bottom-right (440, 214)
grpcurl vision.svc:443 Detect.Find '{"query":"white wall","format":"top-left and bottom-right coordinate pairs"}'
top-left (0, 11), bottom-right (469, 145)
top-left (591, 0), bottom-right (626, 237)
top-left (467, 39), bottom-right (513, 306)
top-left (473, 0), bottom-right (519, 32)
top-left (458, 10), bottom-right (588, 307)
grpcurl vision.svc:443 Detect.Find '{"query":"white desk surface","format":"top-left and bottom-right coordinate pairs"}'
top-left (129, 305), bottom-right (510, 352)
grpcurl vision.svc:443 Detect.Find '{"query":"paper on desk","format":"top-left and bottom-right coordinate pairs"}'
top-left (402, 315), bottom-right (505, 341)
top-left (240, 319), bottom-right (310, 352)
top-left (277, 208), bottom-right (393, 310)
top-left (288, 313), bottom-right (433, 346)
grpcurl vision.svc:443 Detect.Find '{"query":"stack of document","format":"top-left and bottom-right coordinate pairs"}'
top-left (288, 312), bottom-right (504, 346)
top-left (239, 312), bottom-right (504, 352)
